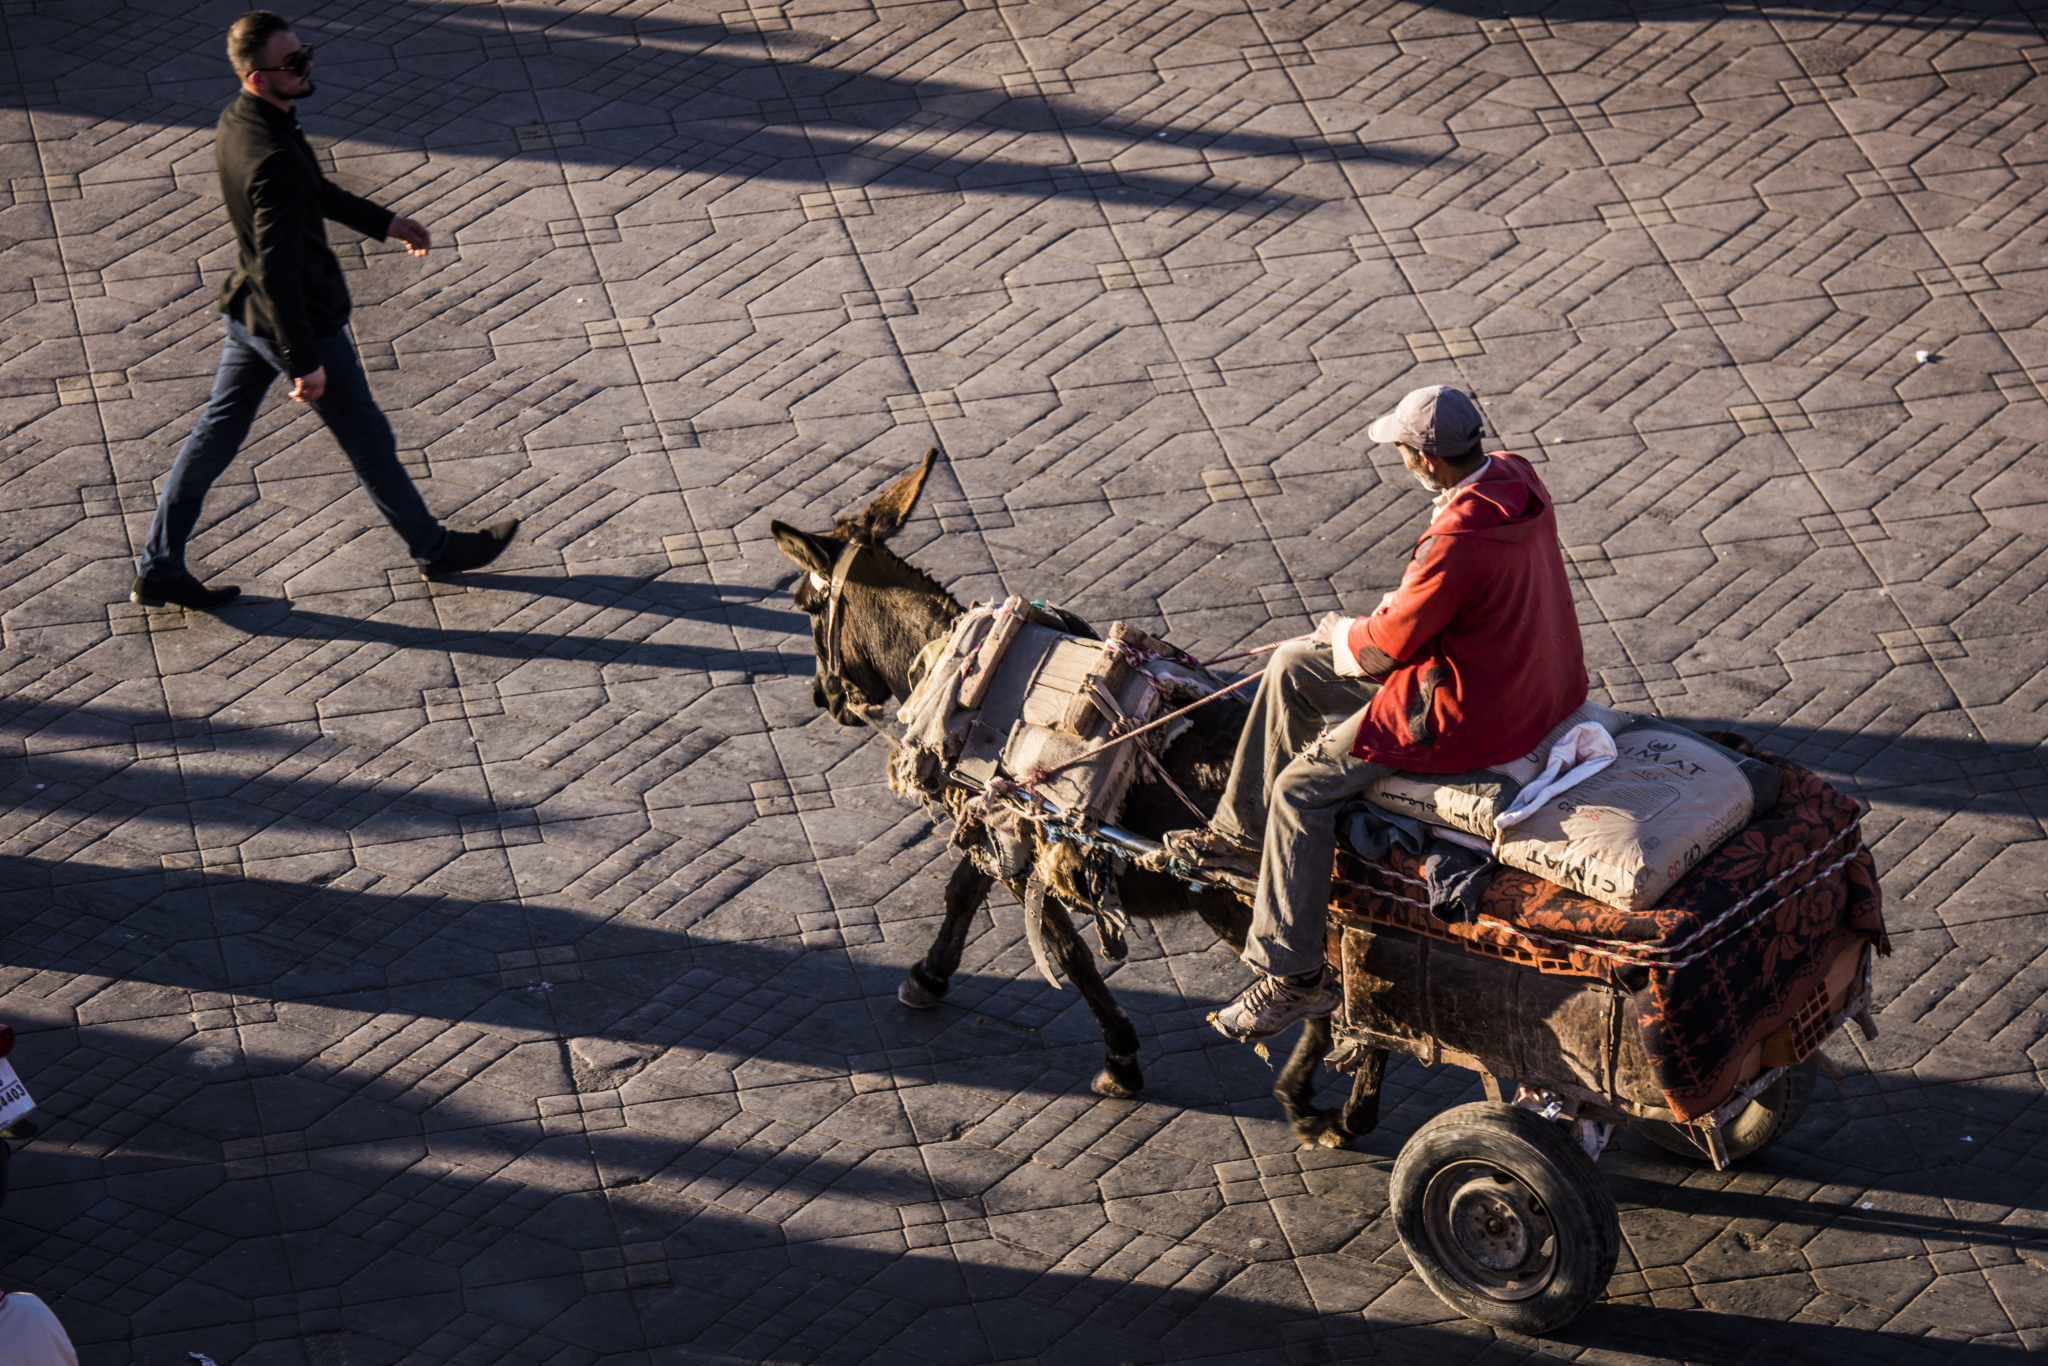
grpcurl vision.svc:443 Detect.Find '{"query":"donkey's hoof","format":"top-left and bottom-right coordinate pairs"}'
top-left (897, 968), bottom-right (947, 1010)
top-left (1289, 1109), bottom-right (1353, 1150)
top-left (1093, 1061), bottom-right (1143, 1098)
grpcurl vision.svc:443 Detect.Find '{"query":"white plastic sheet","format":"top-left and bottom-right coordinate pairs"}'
top-left (1491, 722), bottom-right (1618, 847)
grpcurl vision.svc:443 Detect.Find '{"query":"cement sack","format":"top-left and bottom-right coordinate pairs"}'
top-left (1366, 709), bottom-right (1781, 911)
top-left (1365, 700), bottom-right (1635, 837)
top-left (1493, 719), bottom-right (1780, 909)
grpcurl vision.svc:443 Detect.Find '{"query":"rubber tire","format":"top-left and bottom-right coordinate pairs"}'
top-left (1392, 1102), bottom-right (1619, 1335)
top-left (1643, 1058), bottom-right (1817, 1165)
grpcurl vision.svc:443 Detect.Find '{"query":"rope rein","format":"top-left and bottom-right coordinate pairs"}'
top-left (1018, 633), bottom-right (1312, 789)
top-left (1020, 671), bottom-right (1258, 786)
top-left (1186, 637), bottom-right (1309, 669)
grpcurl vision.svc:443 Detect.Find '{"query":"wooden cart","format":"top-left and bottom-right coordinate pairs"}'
top-left (1310, 859), bottom-right (1880, 1335)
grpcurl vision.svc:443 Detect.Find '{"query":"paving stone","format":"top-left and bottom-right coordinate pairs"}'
top-left (3, 1), bottom-right (2047, 1362)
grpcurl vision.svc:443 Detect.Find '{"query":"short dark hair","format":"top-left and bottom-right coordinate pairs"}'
top-left (228, 11), bottom-right (293, 76)
top-left (1401, 438), bottom-right (1487, 468)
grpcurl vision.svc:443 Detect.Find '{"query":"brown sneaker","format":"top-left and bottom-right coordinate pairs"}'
top-left (1212, 965), bottom-right (1340, 1042)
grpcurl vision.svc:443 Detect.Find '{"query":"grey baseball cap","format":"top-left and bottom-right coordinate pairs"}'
top-left (1366, 385), bottom-right (1484, 454)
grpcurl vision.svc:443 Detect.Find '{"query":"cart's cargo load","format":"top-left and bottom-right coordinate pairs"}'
top-left (1494, 719), bottom-right (1780, 910)
top-left (1367, 708), bottom-right (1781, 911)
top-left (1332, 738), bottom-right (1886, 1121)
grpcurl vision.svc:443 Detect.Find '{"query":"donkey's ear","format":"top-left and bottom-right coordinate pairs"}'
top-left (771, 521), bottom-right (836, 576)
top-left (855, 447), bottom-right (938, 542)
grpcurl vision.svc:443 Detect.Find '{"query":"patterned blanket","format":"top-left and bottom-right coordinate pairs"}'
top-left (1331, 739), bottom-right (1888, 1120)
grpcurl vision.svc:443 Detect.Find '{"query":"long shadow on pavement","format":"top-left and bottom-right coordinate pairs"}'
top-left (0, 1043), bottom-right (2033, 1366)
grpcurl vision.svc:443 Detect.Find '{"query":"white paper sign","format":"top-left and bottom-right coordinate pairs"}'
top-left (0, 1058), bottom-right (33, 1130)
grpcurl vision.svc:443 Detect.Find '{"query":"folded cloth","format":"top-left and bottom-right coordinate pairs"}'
top-left (1345, 805), bottom-right (1428, 861)
top-left (1348, 806), bottom-right (1497, 922)
top-left (1424, 843), bottom-right (1496, 924)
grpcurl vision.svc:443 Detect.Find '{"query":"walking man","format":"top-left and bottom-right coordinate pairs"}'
top-left (132, 10), bottom-right (517, 610)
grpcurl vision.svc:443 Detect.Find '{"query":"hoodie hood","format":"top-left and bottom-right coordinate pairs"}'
top-left (1428, 452), bottom-right (1550, 543)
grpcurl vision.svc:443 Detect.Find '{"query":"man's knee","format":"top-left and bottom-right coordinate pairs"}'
top-left (1272, 743), bottom-right (1383, 816)
top-left (1271, 744), bottom-right (1339, 813)
top-left (1268, 640), bottom-right (1328, 681)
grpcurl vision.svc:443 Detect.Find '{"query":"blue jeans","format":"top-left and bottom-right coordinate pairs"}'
top-left (138, 318), bottom-right (448, 578)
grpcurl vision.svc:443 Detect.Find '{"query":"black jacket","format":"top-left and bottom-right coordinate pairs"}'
top-left (213, 92), bottom-right (392, 377)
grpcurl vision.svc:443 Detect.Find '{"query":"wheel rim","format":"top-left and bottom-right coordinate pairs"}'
top-left (1420, 1161), bottom-right (1557, 1301)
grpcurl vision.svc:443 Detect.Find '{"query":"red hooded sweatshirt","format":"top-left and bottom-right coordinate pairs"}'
top-left (1345, 451), bottom-right (1586, 772)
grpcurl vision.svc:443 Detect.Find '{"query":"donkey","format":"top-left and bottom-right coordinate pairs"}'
top-left (771, 450), bottom-right (1388, 1146)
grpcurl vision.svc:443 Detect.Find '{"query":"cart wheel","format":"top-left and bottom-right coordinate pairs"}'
top-left (1391, 1102), bottom-right (1619, 1334)
top-left (1643, 1057), bottom-right (1817, 1165)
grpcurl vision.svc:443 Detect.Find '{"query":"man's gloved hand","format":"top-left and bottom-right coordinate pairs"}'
top-left (1311, 610), bottom-right (1347, 645)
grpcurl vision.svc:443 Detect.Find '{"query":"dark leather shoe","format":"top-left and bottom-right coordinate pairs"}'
top-left (419, 519), bottom-right (519, 579)
top-left (131, 572), bottom-right (240, 610)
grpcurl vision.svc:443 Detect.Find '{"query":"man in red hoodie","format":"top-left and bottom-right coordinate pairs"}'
top-left (1173, 385), bottom-right (1587, 1040)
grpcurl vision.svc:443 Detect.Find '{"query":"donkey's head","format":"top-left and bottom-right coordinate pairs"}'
top-left (772, 448), bottom-right (963, 726)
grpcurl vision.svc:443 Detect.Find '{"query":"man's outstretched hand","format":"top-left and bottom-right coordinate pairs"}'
top-left (290, 366), bottom-right (326, 403)
top-left (388, 216), bottom-right (431, 257)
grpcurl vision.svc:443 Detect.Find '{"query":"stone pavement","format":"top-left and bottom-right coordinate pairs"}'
top-left (2, 0), bottom-right (2046, 1361)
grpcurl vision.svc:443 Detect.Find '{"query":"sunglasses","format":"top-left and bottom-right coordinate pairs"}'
top-left (253, 45), bottom-right (314, 76)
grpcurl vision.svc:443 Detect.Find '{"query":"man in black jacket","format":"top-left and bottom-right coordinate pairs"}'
top-left (133, 10), bottom-right (518, 610)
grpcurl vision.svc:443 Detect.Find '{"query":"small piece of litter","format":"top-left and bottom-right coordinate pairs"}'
top-left (1248, 1237), bottom-right (1268, 1248)
top-left (191, 1355), bottom-right (221, 1366)
top-left (1916, 350), bottom-right (1932, 363)
top-left (1963, 1135), bottom-right (1973, 1141)
top-left (1862, 1202), bottom-right (1874, 1209)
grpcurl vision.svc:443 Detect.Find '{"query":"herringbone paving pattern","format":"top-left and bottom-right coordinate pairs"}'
top-left (2, 1), bottom-right (2046, 1362)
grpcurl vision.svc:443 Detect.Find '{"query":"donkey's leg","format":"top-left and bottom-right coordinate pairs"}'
top-left (899, 856), bottom-right (996, 1009)
top-left (1037, 900), bottom-right (1145, 1099)
top-left (1337, 1047), bottom-right (1388, 1139)
top-left (1276, 1013), bottom-right (1351, 1149)
top-left (1276, 1020), bottom-right (1387, 1148)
